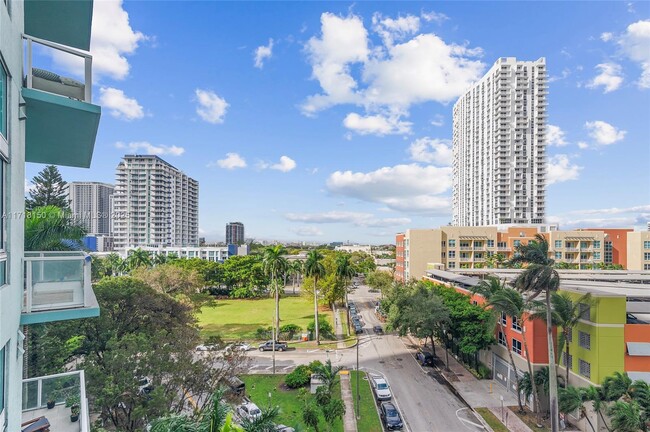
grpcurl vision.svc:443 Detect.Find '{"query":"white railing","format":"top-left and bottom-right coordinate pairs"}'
top-left (22, 370), bottom-right (89, 432)
top-left (23, 34), bottom-right (92, 102)
top-left (23, 251), bottom-right (92, 314)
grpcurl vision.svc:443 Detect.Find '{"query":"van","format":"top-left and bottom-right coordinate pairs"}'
top-left (227, 376), bottom-right (245, 395)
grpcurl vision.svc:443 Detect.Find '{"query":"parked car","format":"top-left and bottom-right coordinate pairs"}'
top-left (225, 342), bottom-right (252, 353)
top-left (373, 325), bottom-right (383, 334)
top-left (371, 377), bottom-right (392, 400)
top-left (237, 402), bottom-right (262, 421)
top-left (195, 344), bottom-right (219, 351)
top-left (137, 376), bottom-right (154, 395)
top-left (415, 350), bottom-right (434, 366)
top-left (379, 401), bottom-right (403, 430)
top-left (275, 425), bottom-right (295, 432)
top-left (258, 340), bottom-right (288, 351)
top-left (354, 325), bottom-right (364, 334)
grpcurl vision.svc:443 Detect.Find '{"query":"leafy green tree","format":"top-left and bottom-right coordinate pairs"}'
top-left (126, 248), bottom-right (152, 270)
top-left (131, 263), bottom-right (204, 296)
top-left (510, 233), bottom-right (561, 432)
top-left (366, 270), bottom-right (393, 294)
top-left (322, 399), bottom-right (345, 429)
top-left (335, 253), bottom-right (355, 289)
top-left (302, 403), bottom-right (320, 432)
top-left (262, 245), bottom-right (289, 337)
top-left (24, 206), bottom-right (86, 251)
top-left (311, 360), bottom-right (343, 395)
top-left (349, 251), bottom-right (376, 274)
top-left (304, 250), bottom-right (326, 344)
top-left (25, 165), bottom-right (69, 210)
top-left (221, 255), bottom-right (269, 295)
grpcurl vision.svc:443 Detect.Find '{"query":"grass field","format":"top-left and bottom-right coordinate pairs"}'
top-left (241, 374), bottom-right (343, 432)
top-left (197, 297), bottom-right (334, 340)
top-left (475, 408), bottom-right (509, 432)
top-left (350, 371), bottom-right (383, 432)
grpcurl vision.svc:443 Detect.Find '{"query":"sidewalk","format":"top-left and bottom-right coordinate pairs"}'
top-left (334, 306), bottom-right (347, 350)
top-left (339, 372), bottom-right (358, 432)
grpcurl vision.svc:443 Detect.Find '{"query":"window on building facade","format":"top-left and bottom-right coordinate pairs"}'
top-left (500, 311), bottom-right (507, 326)
top-left (441, 241), bottom-right (446, 247)
top-left (645, 264), bottom-right (650, 270)
top-left (562, 352), bottom-right (573, 369)
top-left (555, 252), bottom-right (562, 260)
top-left (554, 240), bottom-right (562, 248)
top-left (449, 251), bottom-right (456, 258)
top-left (579, 303), bottom-right (591, 321)
top-left (512, 339), bottom-right (522, 355)
top-left (512, 316), bottom-right (522, 332)
top-left (514, 240), bottom-right (521, 247)
top-left (579, 359), bottom-right (591, 378)
top-left (580, 241), bottom-right (589, 249)
top-left (0, 63), bottom-right (6, 139)
top-left (566, 329), bottom-right (573, 343)
top-left (487, 240), bottom-right (494, 247)
top-left (644, 241), bottom-right (650, 250)
top-left (593, 241), bottom-right (601, 249)
top-left (579, 331), bottom-right (591, 349)
top-left (448, 262), bottom-right (456, 269)
top-left (498, 331), bottom-right (507, 347)
top-left (448, 240), bottom-right (456, 247)
top-left (594, 252), bottom-right (601, 260)
top-left (644, 252), bottom-right (650, 261)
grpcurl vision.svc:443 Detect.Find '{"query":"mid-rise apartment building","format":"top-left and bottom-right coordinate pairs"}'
top-left (113, 155), bottom-right (199, 250)
top-left (68, 181), bottom-right (114, 235)
top-left (122, 245), bottom-right (231, 262)
top-left (627, 231), bottom-right (650, 271)
top-left (225, 221), bottom-right (245, 245)
top-left (452, 57), bottom-right (547, 226)
top-left (1, 1), bottom-right (101, 429)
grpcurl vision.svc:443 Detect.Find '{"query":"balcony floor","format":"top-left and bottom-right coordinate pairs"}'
top-left (23, 405), bottom-right (81, 432)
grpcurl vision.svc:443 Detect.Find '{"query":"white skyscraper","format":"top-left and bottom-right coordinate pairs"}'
top-left (113, 155), bottom-right (199, 249)
top-left (452, 57), bottom-right (547, 226)
top-left (69, 182), bottom-right (114, 235)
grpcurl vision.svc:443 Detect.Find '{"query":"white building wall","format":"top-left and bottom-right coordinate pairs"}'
top-left (69, 182), bottom-right (114, 235)
top-left (453, 57), bottom-right (547, 226)
top-left (122, 246), bottom-right (230, 262)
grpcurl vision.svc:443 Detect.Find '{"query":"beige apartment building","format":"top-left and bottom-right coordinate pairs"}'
top-left (627, 231), bottom-right (650, 271)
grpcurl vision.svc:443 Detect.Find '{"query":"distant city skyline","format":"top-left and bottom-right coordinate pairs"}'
top-left (26, 1), bottom-right (650, 243)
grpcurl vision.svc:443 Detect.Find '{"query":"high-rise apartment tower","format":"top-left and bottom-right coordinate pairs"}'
top-left (68, 181), bottom-right (114, 235)
top-left (226, 222), bottom-right (245, 245)
top-left (113, 155), bottom-right (199, 249)
top-left (452, 57), bottom-right (547, 226)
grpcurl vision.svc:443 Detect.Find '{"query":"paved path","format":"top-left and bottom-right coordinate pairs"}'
top-left (488, 407), bottom-right (534, 432)
top-left (334, 306), bottom-right (347, 350)
top-left (340, 373), bottom-right (358, 432)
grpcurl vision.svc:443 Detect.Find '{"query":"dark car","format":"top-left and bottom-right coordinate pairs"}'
top-left (379, 402), bottom-right (403, 430)
top-left (373, 325), bottom-right (383, 334)
top-left (354, 325), bottom-right (364, 334)
top-left (415, 350), bottom-right (434, 366)
top-left (258, 340), bottom-right (288, 351)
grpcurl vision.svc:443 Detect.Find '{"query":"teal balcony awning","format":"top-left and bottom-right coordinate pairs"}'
top-left (24, 0), bottom-right (94, 51)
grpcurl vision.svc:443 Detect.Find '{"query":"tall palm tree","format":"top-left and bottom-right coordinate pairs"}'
top-left (312, 359), bottom-right (344, 395)
top-left (24, 205), bottom-right (87, 251)
top-left (292, 260), bottom-right (303, 293)
top-left (126, 248), bottom-right (152, 270)
top-left (583, 385), bottom-right (612, 432)
top-left (262, 245), bottom-right (289, 337)
top-left (511, 233), bottom-right (561, 432)
top-left (559, 386), bottom-right (596, 432)
top-left (153, 253), bottom-right (169, 266)
top-left (608, 401), bottom-right (644, 432)
top-left (304, 250), bottom-right (326, 345)
top-left (531, 292), bottom-right (596, 385)
top-left (104, 253), bottom-right (125, 276)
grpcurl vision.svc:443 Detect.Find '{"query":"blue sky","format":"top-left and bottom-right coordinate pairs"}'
top-left (27, 1), bottom-right (650, 244)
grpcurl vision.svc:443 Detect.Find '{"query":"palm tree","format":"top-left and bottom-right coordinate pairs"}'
top-left (531, 292), bottom-right (596, 385)
top-left (608, 401), bottom-right (644, 432)
top-left (312, 359), bottom-right (344, 395)
top-left (304, 251), bottom-right (326, 345)
top-left (559, 386), bottom-right (596, 432)
top-left (24, 205), bottom-right (87, 251)
top-left (583, 385), bottom-right (612, 432)
top-left (104, 253), bottom-right (125, 276)
top-left (153, 253), bottom-right (169, 266)
top-left (511, 233), bottom-right (561, 432)
top-left (239, 406), bottom-right (279, 432)
top-left (292, 260), bottom-right (303, 293)
top-left (126, 248), bottom-right (152, 270)
top-left (262, 245), bottom-right (289, 337)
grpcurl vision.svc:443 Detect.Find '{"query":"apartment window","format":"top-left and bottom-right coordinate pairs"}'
top-left (500, 311), bottom-right (507, 326)
top-left (513, 240), bottom-right (521, 247)
top-left (593, 252), bottom-right (601, 260)
top-left (644, 241), bottom-right (650, 250)
top-left (441, 241), bottom-right (446, 248)
top-left (555, 252), bottom-right (562, 260)
top-left (512, 316), bottom-right (522, 332)
top-left (565, 253), bottom-right (573, 260)
top-left (554, 240), bottom-right (562, 248)
top-left (512, 338), bottom-right (522, 355)
top-left (497, 242), bottom-right (507, 249)
top-left (448, 262), bottom-right (456, 269)
top-left (645, 264), bottom-right (650, 270)
top-left (448, 239), bottom-right (456, 247)
top-left (579, 359), bottom-right (591, 379)
top-left (593, 241), bottom-right (601, 249)
top-left (498, 331), bottom-right (507, 347)
top-left (562, 352), bottom-right (573, 370)
top-left (579, 303), bottom-right (591, 321)
top-left (644, 252), bottom-right (650, 261)
top-left (578, 331), bottom-right (591, 350)
top-left (566, 329), bottom-right (573, 343)
top-left (0, 62), bottom-right (6, 139)
top-left (580, 241), bottom-right (589, 249)
top-left (487, 240), bottom-right (494, 248)
top-left (448, 251), bottom-right (456, 258)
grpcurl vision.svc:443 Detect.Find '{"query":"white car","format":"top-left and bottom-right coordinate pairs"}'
top-left (371, 377), bottom-right (392, 401)
top-left (195, 344), bottom-right (218, 351)
top-left (226, 342), bottom-right (252, 353)
top-left (237, 402), bottom-right (262, 421)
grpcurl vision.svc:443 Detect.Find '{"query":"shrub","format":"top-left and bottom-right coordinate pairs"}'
top-left (285, 365), bottom-right (312, 389)
top-left (477, 364), bottom-right (492, 379)
top-left (255, 326), bottom-right (272, 340)
top-left (308, 360), bottom-right (323, 371)
top-left (280, 324), bottom-right (302, 340)
top-left (230, 286), bottom-right (257, 299)
top-left (307, 318), bottom-right (334, 339)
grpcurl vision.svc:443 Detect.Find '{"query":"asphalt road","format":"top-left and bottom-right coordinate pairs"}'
top-left (246, 282), bottom-right (484, 432)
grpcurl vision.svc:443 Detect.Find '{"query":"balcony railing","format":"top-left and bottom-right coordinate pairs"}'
top-left (22, 370), bottom-right (90, 432)
top-left (22, 251), bottom-right (99, 324)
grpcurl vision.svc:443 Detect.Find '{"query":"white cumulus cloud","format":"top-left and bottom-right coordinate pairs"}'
top-left (99, 87), bottom-right (144, 120)
top-left (546, 155), bottom-right (582, 185)
top-left (115, 141), bottom-right (184, 156)
top-left (327, 164), bottom-right (452, 214)
top-left (254, 39), bottom-right (274, 69)
top-left (259, 156), bottom-right (297, 172)
top-left (421, 10), bottom-right (449, 24)
top-left (546, 125), bottom-right (568, 147)
top-left (408, 138), bottom-right (452, 165)
top-left (209, 153), bottom-right (247, 170)
top-left (585, 120), bottom-right (627, 145)
top-left (587, 63), bottom-right (624, 93)
top-left (577, 141), bottom-right (589, 149)
top-left (618, 20), bottom-right (650, 88)
top-left (195, 89), bottom-right (229, 124)
top-left (372, 13), bottom-right (420, 47)
top-left (343, 112), bottom-right (412, 135)
top-left (600, 32), bottom-right (614, 42)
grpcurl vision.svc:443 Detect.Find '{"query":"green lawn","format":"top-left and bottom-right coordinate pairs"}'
top-left (240, 374), bottom-right (343, 432)
top-left (475, 408), bottom-right (508, 432)
top-left (197, 297), bottom-right (334, 341)
top-left (349, 371), bottom-right (383, 432)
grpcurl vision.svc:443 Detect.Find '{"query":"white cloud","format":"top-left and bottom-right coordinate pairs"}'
top-left (326, 164), bottom-right (452, 213)
top-left (546, 155), bottom-right (582, 185)
top-left (430, 114), bottom-right (444, 127)
top-left (53, 0), bottom-right (147, 80)
top-left (99, 87), bottom-right (144, 120)
top-left (115, 141), bottom-right (184, 156)
top-left (546, 125), bottom-right (568, 147)
top-left (254, 39), bottom-right (274, 69)
top-left (585, 120), bottom-right (627, 145)
top-left (372, 13), bottom-right (420, 47)
top-left (600, 32), bottom-right (614, 42)
top-left (550, 204), bottom-right (650, 230)
top-left (259, 156), bottom-right (297, 172)
top-left (421, 10), bottom-right (449, 24)
top-left (587, 63), bottom-right (624, 93)
top-left (195, 89), bottom-right (229, 124)
top-left (343, 112), bottom-right (412, 135)
top-left (291, 226), bottom-right (324, 237)
top-left (570, 204), bottom-right (650, 215)
top-left (209, 153), bottom-right (247, 170)
top-left (618, 20), bottom-right (650, 88)
top-left (577, 141), bottom-right (589, 149)
top-left (285, 211), bottom-right (410, 227)
top-left (408, 138), bottom-right (452, 165)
